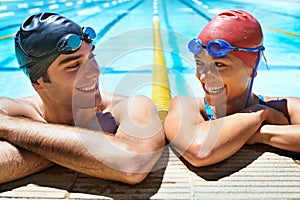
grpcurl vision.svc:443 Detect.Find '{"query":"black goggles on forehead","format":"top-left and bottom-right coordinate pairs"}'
top-left (56, 27), bottom-right (96, 54)
top-left (17, 27), bottom-right (96, 59)
top-left (188, 38), bottom-right (265, 57)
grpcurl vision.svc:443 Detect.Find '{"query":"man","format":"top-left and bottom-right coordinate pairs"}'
top-left (0, 12), bottom-right (165, 184)
top-left (164, 10), bottom-right (300, 167)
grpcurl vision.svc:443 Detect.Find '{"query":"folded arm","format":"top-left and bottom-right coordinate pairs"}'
top-left (0, 96), bottom-right (165, 184)
top-left (0, 96), bottom-right (52, 184)
top-left (0, 140), bottom-right (53, 184)
top-left (164, 96), bottom-right (288, 167)
top-left (247, 97), bottom-right (300, 153)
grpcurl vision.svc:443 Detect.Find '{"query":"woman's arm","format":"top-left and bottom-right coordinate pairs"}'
top-left (253, 125), bottom-right (300, 153)
top-left (247, 97), bottom-right (300, 153)
top-left (164, 96), bottom-right (288, 167)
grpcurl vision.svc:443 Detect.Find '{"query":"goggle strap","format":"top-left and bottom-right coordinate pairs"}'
top-left (15, 32), bottom-right (32, 58)
top-left (244, 51), bottom-right (261, 108)
top-left (237, 46), bottom-right (262, 52)
top-left (262, 51), bottom-right (270, 70)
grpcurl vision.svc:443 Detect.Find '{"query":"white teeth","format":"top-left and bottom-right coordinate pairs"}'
top-left (205, 85), bottom-right (224, 94)
top-left (78, 83), bottom-right (97, 92)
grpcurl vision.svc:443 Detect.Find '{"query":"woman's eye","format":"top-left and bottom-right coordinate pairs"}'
top-left (215, 62), bottom-right (225, 67)
top-left (195, 59), bottom-right (204, 66)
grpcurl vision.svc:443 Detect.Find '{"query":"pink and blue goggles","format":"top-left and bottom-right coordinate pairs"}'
top-left (188, 38), bottom-right (265, 57)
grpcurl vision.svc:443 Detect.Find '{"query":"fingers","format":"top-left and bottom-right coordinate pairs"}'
top-left (263, 106), bottom-right (289, 125)
top-left (243, 104), bottom-right (289, 125)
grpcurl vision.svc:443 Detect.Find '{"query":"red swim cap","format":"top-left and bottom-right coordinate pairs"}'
top-left (198, 10), bottom-right (263, 68)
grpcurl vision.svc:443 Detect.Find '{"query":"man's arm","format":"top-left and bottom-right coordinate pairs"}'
top-left (0, 140), bottom-right (53, 184)
top-left (0, 97), bottom-right (53, 184)
top-left (247, 97), bottom-right (300, 153)
top-left (164, 96), bottom-right (288, 167)
top-left (0, 96), bottom-right (165, 184)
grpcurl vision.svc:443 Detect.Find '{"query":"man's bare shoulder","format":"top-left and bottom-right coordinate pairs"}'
top-left (101, 92), bottom-right (126, 105)
top-left (100, 92), bottom-right (156, 117)
top-left (102, 92), bottom-right (153, 107)
top-left (119, 95), bottom-right (155, 114)
top-left (0, 95), bottom-right (45, 121)
top-left (0, 95), bottom-right (40, 109)
top-left (17, 95), bottom-right (43, 107)
top-left (169, 95), bottom-right (202, 111)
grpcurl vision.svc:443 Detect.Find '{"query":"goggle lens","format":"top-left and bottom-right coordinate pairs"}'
top-left (206, 40), bottom-right (233, 57)
top-left (83, 27), bottom-right (96, 41)
top-left (68, 35), bottom-right (81, 49)
top-left (188, 38), bottom-right (203, 55)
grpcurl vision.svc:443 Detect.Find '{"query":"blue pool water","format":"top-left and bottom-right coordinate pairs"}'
top-left (0, 0), bottom-right (299, 98)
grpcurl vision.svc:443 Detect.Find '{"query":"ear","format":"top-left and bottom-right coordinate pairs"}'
top-left (249, 68), bottom-right (257, 78)
top-left (253, 70), bottom-right (258, 78)
top-left (32, 79), bottom-right (44, 91)
top-left (250, 70), bottom-right (257, 78)
top-left (196, 70), bottom-right (200, 79)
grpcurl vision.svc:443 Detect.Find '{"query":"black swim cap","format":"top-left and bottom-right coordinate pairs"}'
top-left (15, 12), bottom-right (82, 82)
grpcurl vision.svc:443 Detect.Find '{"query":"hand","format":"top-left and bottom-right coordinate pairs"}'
top-left (0, 112), bottom-right (11, 139)
top-left (84, 112), bottom-right (119, 134)
top-left (243, 104), bottom-right (289, 125)
top-left (246, 129), bottom-right (265, 145)
top-left (96, 112), bottom-right (119, 133)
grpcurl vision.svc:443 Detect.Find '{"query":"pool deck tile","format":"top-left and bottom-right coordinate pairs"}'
top-left (0, 145), bottom-right (300, 199)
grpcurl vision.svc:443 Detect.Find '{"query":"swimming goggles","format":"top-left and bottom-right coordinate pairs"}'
top-left (16, 26), bottom-right (96, 58)
top-left (56, 27), bottom-right (96, 54)
top-left (188, 38), bottom-right (265, 57)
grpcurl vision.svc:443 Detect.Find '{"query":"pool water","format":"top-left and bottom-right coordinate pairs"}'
top-left (0, 0), bottom-right (299, 98)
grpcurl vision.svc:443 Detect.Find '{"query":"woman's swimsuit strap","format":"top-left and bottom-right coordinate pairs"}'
top-left (204, 95), bottom-right (265, 121)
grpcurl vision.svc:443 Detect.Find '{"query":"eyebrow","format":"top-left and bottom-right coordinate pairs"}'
top-left (194, 54), bottom-right (231, 62)
top-left (58, 45), bottom-right (95, 66)
top-left (58, 54), bottom-right (82, 65)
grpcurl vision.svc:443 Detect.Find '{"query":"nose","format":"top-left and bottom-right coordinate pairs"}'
top-left (82, 58), bottom-right (100, 79)
top-left (198, 64), bottom-right (219, 83)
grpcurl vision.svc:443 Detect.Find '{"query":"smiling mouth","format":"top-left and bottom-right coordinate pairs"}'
top-left (77, 82), bottom-right (98, 93)
top-left (204, 85), bottom-right (225, 95)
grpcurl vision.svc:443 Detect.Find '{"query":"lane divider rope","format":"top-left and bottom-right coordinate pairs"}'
top-left (263, 25), bottom-right (300, 38)
top-left (151, 0), bottom-right (171, 123)
top-left (0, 34), bottom-right (14, 40)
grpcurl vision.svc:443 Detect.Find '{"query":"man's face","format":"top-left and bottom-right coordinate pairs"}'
top-left (194, 51), bottom-right (253, 106)
top-left (40, 42), bottom-right (101, 109)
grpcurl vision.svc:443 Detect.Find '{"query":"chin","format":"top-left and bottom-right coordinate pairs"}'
top-left (72, 95), bottom-right (99, 110)
top-left (73, 85), bottom-right (102, 107)
top-left (204, 91), bottom-right (227, 106)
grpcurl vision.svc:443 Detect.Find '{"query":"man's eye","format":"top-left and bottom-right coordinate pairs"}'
top-left (67, 63), bottom-right (80, 69)
top-left (89, 53), bottom-right (96, 60)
